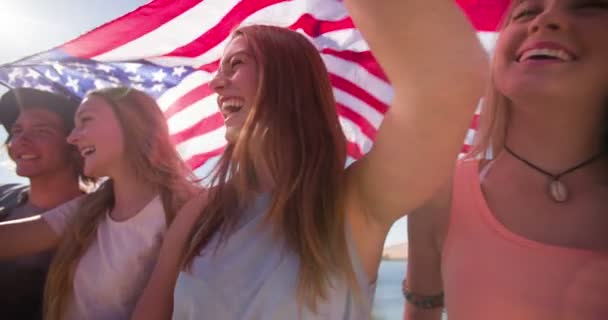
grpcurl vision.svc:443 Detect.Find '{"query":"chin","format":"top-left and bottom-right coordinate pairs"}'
top-left (507, 84), bottom-right (573, 103)
top-left (14, 164), bottom-right (43, 178)
top-left (15, 169), bottom-right (39, 178)
top-left (224, 129), bottom-right (242, 144)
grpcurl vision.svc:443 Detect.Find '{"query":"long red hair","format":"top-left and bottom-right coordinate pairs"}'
top-left (182, 25), bottom-right (357, 310)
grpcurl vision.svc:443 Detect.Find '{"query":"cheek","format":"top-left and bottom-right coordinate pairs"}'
top-left (33, 135), bottom-right (65, 154)
top-left (100, 130), bottom-right (124, 154)
top-left (6, 144), bottom-right (16, 160)
top-left (239, 66), bottom-right (259, 100)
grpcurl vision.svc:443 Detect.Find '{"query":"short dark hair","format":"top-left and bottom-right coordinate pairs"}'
top-left (0, 88), bottom-right (80, 134)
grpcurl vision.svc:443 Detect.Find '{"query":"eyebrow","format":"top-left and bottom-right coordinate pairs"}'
top-left (219, 50), bottom-right (253, 70)
top-left (32, 123), bottom-right (61, 130)
top-left (75, 106), bottom-right (95, 119)
top-left (12, 122), bottom-right (62, 132)
top-left (508, 0), bottom-right (533, 17)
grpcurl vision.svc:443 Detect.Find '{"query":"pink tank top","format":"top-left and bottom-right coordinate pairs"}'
top-left (442, 159), bottom-right (608, 320)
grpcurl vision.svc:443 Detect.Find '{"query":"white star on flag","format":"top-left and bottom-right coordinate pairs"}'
top-left (8, 69), bottom-right (23, 83)
top-left (152, 69), bottom-right (167, 82)
top-left (151, 84), bottom-right (165, 92)
top-left (107, 75), bottom-right (120, 83)
top-left (66, 76), bottom-right (80, 92)
top-left (53, 62), bottom-right (66, 75)
top-left (123, 63), bottom-right (141, 74)
top-left (172, 66), bottom-right (187, 77)
top-left (26, 69), bottom-right (41, 80)
top-left (96, 64), bottom-right (114, 73)
top-left (129, 74), bottom-right (144, 83)
top-left (44, 70), bottom-right (60, 82)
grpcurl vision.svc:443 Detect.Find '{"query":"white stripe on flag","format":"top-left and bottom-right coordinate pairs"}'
top-left (168, 93), bottom-right (219, 134)
top-left (339, 116), bottom-right (374, 154)
top-left (175, 0), bottom-right (356, 68)
top-left (477, 31), bottom-right (499, 55)
top-left (464, 128), bottom-right (477, 146)
top-left (322, 53), bottom-right (393, 106)
top-left (93, 0), bottom-right (243, 61)
top-left (176, 126), bottom-right (227, 159)
top-left (334, 88), bottom-right (383, 129)
top-left (310, 29), bottom-right (370, 52)
top-left (157, 70), bottom-right (214, 111)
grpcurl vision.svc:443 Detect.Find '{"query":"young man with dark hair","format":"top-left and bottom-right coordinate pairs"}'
top-left (0, 88), bottom-right (83, 319)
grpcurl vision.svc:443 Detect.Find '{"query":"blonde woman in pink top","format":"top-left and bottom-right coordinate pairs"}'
top-left (405, 0), bottom-right (608, 319)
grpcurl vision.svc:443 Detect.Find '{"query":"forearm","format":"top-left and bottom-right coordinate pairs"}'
top-left (0, 216), bottom-right (57, 258)
top-left (344, 0), bottom-right (488, 221)
top-left (344, 0), bottom-right (487, 93)
top-left (131, 273), bottom-right (177, 320)
top-left (405, 306), bottom-right (444, 320)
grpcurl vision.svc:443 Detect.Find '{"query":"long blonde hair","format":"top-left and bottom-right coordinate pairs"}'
top-left (43, 87), bottom-right (198, 320)
top-left (182, 25), bottom-right (357, 311)
top-left (468, 4), bottom-right (515, 159)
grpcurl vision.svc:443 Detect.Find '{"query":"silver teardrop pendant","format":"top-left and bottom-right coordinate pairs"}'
top-left (549, 180), bottom-right (568, 203)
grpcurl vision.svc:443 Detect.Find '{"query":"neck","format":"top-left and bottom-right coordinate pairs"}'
top-left (504, 99), bottom-right (606, 175)
top-left (254, 158), bottom-right (275, 193)
top-left (110, 167), bottom-right (158, 221)
top-left (28, 170), bottom-right (81, 210)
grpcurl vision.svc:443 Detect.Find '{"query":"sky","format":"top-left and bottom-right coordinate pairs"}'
top-left (0, 0), bottom-right (407, 247)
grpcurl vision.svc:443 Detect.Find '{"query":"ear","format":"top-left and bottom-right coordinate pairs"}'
top-left (5, 140), bottom-right (16, 161)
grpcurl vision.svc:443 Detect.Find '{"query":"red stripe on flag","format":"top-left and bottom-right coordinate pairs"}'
top-left (346, 141), bottom-right (364, 159)
top-left (456, 0), bottom-right (510, 31)
top-left (165, 0), bottom-right (288, 58)
top-left (199, 60), bottom-right (220, 73)
top-left (170, 113), bottom-right (225, 145)
top-left (289, 15), bottom-right (355, 38)
top-left (323, 49), bottom-right (388, 82)
top-left (186, 147), bottom-right (226, 169)
top-left (61, 0), bottom-right (203, 58)
top-left (329, 74), bottom-right (389, 114)
top-left (164, 83), bottom-right (215, 119)
top-left (337, 103), bottom-right (377, 141)
top-left (471, 114), bottom-right (480, 129)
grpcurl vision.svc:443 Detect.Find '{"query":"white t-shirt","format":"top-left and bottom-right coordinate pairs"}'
top-left (43, 195), bottom-right (166, 320)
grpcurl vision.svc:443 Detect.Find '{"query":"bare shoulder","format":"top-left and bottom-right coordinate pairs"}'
top-left (164, 189), bottom-right (209, 245)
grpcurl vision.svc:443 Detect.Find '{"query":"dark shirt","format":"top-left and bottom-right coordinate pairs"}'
top-left (0, 184), bottom-right (52, 320)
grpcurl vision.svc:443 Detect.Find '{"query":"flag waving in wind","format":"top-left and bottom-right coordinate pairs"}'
top-left (0, 0), bottom-right (509, 172)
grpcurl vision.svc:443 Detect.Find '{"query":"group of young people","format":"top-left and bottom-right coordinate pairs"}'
top-left (0, 0), bottom-right (605, 319)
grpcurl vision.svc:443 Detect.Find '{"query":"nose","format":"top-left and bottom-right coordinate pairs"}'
top-left (8, 130), bottom-right (32, 146)
top-left (529, 5), bottom-right (568, 34)
top-left (66, 127), bottom-right (80, 145)
top-left (209, 69), bottom-right (228, 93)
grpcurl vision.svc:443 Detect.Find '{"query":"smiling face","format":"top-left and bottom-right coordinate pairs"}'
top-left (7, 108), bottom-right (75, 178)
top-left (209, 35), bottom-right (259, 143)
top-left (492, 0), bottom-right (608, 105)
top-left (67, 95), bottom-right (125, 178)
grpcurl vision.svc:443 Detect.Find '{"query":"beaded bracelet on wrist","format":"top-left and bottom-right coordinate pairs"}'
top-left (402, 279), bottom-right (445, 309)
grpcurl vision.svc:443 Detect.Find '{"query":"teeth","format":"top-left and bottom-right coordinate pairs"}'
top-left (520, 48), bottom-right (573, 62)
top-left (221, 98), bottom-right (244, 109)
top-left (81, 146), bottom-right (96, 157)
top-left (20, 154), bottom-right (38, 160)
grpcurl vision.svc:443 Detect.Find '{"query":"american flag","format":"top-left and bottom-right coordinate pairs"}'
top-left (0, 0), bottom-right (508, 174)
